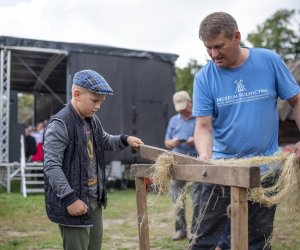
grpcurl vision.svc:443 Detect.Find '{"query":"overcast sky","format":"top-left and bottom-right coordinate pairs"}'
top-left (0, 0), bottom-right (299, 67)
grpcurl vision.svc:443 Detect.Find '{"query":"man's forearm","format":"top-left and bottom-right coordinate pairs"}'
top-left (288, 93), bottom-right (300, 130)
top-left (195, 130), bottom-right (212, 159)
top-left (194, 116), bottom-right (213, 160)
top-left (292, 101), bottom-right (300, 131)
top-left (288, 93), bottom-right (300, 158)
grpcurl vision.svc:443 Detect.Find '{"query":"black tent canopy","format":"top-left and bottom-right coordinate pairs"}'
top-left (0, 36), bottom-right (178, 163)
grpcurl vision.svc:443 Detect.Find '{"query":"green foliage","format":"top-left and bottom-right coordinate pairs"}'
top-left (17, 93), bottom-right (34, 125)
top-left (175, 59), bottom-right (202, 96)
top-left (177, 8), bottom-right (299, 91)
top-left (18, 93), bottom-right (34, 111)
top-left (247, 9), bottom-right (300, 61)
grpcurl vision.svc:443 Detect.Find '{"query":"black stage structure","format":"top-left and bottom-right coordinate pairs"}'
top-left (0, 36), bottom-right (178, 164)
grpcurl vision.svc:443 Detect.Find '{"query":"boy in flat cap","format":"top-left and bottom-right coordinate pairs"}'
top-left (43, 69), bottom-right (143, 250)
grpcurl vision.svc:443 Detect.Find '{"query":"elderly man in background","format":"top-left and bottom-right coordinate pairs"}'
top-left (165, 90), bottom-right (202, 241)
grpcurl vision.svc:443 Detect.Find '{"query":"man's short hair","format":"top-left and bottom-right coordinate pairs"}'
top-left (199, 12), bottom-right (238, 41)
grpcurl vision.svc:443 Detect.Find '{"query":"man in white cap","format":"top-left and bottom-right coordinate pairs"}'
top-left (164, 90), bottom-right (202, 240)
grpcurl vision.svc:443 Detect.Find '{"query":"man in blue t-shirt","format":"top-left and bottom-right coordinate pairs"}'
top-left (165, 90), bottom-right (202, 241)
top-left (191, 12), bottom-right (300, 250)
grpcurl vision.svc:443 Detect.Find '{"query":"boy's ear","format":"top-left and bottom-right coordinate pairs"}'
top-left (73, 88), bottom-right (81, 99)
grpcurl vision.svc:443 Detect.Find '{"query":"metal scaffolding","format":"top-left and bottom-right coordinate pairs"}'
top-left (0, 49), bottom-right (11, 163)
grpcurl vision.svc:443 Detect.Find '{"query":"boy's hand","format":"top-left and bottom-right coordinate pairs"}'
top-left (67, 199), bottom-right (88, 216)
top-left (127, 136), bottom-right (144, 149)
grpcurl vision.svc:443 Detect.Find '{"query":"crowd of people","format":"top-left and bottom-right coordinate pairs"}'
top-left (24, 121), bottom-right (47, 162)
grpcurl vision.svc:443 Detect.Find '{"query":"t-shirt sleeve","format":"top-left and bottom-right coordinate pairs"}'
top-left (192, 71), bottom-right (214, 117)
top-left (274, 54), bottom-right (300, 100)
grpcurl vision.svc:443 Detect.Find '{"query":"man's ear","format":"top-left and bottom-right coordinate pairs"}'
top-left (234, 31), bottom-right (241, 43)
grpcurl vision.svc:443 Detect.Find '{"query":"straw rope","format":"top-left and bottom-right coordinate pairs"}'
top-left (148, 151), bottom-right (299, 249)
top-left (151, 151), bottom-right (300, 207)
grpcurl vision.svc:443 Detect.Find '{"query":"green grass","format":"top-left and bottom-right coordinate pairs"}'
top-left (0, 182), bottom-right (299, 250)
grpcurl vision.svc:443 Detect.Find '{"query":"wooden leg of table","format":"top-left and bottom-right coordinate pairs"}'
top-left (231, 187), bottom-right (248, 250)
top-left (135, 177), bottom-right (150, 250)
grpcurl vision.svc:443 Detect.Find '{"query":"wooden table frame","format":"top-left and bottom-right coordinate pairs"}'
top-left (131, 145), bottom-right (260, 250)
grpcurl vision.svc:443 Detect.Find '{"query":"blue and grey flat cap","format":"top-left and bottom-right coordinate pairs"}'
top-left (73, 69), bottom-right (113, 95)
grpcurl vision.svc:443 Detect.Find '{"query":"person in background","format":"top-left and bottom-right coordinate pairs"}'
top-left (164, 90), bottom-right (203, 241)
top-left (31, 122), bottom-right (45, 162)
top-left (24, 126), bottom-right (36, 162)
top-left (191, 12), bottom-right (300, 250)
top-left (43, 69), bottom-right (144, 250)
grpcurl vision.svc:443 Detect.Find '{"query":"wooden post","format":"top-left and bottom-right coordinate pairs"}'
top-left (131, 145), bottom-right (260, 250)
top-left (231, 187), bottom-right (248, 250)
top-left (135, 177), bottom-right (150, 250)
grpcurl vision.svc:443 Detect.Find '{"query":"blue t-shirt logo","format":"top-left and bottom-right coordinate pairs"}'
top-left (235, 79), bottom-right (247, 93)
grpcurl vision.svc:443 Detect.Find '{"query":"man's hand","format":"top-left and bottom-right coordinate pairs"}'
top-left (186, 137), bottom-right (195, 146)
top-left (283, 142), bottom-right (300, 160)
top-left (127, 136), bottom-right (144, 149)
top-left (67, 199), bottom-right (88, 216)
top-left (164, 138), bottom-right (181, 149)
top-left (197, 154), bottom-right (211, 161)
top-left (292, 141), bottom-right (300, 159)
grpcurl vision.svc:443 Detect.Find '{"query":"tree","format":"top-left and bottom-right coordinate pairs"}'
top-left (175, 59), bottom-right (202, 95)
top-left (247, 9), bottom-right (300, 61)
top-left (18, 93), bottom-right (34, 125)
